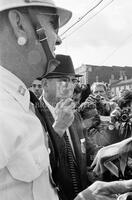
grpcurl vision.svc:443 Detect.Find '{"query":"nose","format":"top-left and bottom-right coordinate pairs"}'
top-left (55, 35), bottom-right (62, 45)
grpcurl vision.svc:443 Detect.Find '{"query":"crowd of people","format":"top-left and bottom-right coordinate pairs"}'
top-left (1, 0), bottom-right (132, 200)
top-left (30, 55), bottom-right (132, 199)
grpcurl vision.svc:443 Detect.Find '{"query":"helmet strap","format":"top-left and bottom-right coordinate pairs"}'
top-left (27, 8), bottom-right (60, 78)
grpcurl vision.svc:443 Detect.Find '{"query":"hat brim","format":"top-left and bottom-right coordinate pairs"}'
top-left (0, 2), bottom-right (72, 28)
top-left (44, 72), bottom-right (77, 78)
top-left (57, 7), bottom-right (72, 27)
top-left (75, 74), bottom-right (83, 77)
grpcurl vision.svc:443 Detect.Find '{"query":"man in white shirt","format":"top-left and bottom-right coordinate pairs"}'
top-left (0, 0), bottom-right (72, 199)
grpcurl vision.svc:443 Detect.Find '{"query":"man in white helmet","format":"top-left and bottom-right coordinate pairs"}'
top-left (0, 0), bottom-right (72, 200)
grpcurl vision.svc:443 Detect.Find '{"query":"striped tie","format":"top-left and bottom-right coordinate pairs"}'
top-left (64, 133), bottom-right (81, 196)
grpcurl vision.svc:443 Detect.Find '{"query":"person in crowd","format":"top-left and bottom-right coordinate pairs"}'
top-left (72, 78), bottom-right (81, 87)
top-left (81, 84), bottom-right (87, 89)
top-left (105, 83), bottom-right (113, 100)
top-left (79, 84), bottom-right (91, 104)
top-left (72, 84), bottom-right (82, 108)
top-left (118, 90), bottom-right (132, 109)
top-left (110, 89), bottom-right (132, 140)
top-left (78, 101), bottom-right (120, 160)
top-left (87, 82), bottom-right (117, 116)
top-left (41, 54), bottom-right (91, 200)
top-left (77, 101), bottom-right (101, 166)
top-left (30, 78), bottom-right (43, 98)
top-left (0, 0), bottom-right (73, 199)
top-left (119, 89), bottom-right (130, 98)
top-left (91, 82), bottom-right (108, 100)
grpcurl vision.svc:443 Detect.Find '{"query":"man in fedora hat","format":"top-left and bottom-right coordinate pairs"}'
top-left (0, 0), bottom-right (73, 199)
top-left (41, 54), bottom-right (91, 200)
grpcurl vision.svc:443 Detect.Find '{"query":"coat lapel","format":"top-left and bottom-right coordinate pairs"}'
top-left (40, 97), bottom-right (55, 124)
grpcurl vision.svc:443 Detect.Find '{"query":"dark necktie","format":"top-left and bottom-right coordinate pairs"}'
top-left (64, 132), bottom-right (80, 196)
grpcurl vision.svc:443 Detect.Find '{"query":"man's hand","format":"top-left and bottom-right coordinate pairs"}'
top-left (88, 180), bottom-right (129, 198)
top-left (74, 180), bottom-right (131, 200)
top-left (74, 181), bottom-right (117, 200)
top-left (53, 98), bottom-right (75, 137)
top-left (91, 137), bottom-right (132, 175)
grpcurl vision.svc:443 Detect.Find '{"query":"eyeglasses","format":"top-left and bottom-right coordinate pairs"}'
top-left (21, 8), bottom-right (60, 32)
top-left (38, 12), bottom-right (60, 31)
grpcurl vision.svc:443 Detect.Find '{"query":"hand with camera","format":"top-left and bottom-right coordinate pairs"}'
top-left (87, 94), bottom-right (104, 110)
top-left (110, 107), bottom-right (122, 124)
top-left (120, 108), bottom-right (131, 123)
top-left (53, 98), bottom-right (75, 137)
top-left (95, 95), bottom-right (111, 116)
top-left (86, 94), bottom-right (98, 105)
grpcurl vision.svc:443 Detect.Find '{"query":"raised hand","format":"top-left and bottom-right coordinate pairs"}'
top-left (53, 98), bottom-right (75, 137)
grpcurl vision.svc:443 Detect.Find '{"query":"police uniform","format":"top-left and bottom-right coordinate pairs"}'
top-left (0, 66), bottom-right (59, 200)
top-left (0, 0), bottom-right (72, 199)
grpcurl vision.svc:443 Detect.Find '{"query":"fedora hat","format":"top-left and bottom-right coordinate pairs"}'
top-left (44, 54), bottom-right (83, 78)
top-left (0, 0), bottom-right (72, 27)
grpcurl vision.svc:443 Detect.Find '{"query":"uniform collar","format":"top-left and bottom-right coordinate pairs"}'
top-left (0, 65), bottom-right (30, 111)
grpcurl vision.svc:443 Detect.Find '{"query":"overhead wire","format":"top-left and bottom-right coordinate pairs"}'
top-left (60, 0), bottom-right (104, 37)
top-left (101, 33), bottom-right (132, 65)
top-left (61, 0), bottom-right (114, 41)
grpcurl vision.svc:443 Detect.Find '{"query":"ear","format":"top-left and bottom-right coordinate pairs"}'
top-left (8, 9), bottom-right (28, 43)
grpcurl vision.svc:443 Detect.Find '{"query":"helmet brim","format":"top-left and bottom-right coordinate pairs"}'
top-left (0, 2), bottom-right (72, 28)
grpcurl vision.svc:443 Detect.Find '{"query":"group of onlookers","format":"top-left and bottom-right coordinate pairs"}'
top-left (29, 54), bottom-right (132, 200)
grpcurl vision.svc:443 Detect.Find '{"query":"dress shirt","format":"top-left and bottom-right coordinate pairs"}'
top-left (43, 96), bottom-right (75, 155)
top-left (0, 66), bottom-right (58, 200)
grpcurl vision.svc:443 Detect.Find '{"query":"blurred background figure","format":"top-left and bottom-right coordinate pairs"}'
top-left (87, 82), bottom-right (117, 116)
top-left (77, 102), bottom-right (101, 166)
top-left (31, 78), bottom-right (43, 99)
top-left (72, 77), bottom-right (81, 87)
top-left (91, 82), bottom-right (108, 100)
top-left (105, 83), bottom-right (113, 100)
top-left (118, 90), bottom-right (132, 109)
top-left (78, 101), bottom-right (119, 150)
top-left (72, 84), bottom-right (82, 108)
top-left (110, 89), bottom-right (132, 140)
top-left (80, 84), bottom-right (91, 105)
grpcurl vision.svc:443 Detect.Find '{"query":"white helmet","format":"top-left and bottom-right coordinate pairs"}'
top-left (0, 0), bottom-right (72, 27)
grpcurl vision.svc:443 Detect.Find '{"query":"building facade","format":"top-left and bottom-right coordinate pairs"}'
top-left (75, 64), bottom-right (132, 85)
top-left (111, 78), bottom-right (132, 96)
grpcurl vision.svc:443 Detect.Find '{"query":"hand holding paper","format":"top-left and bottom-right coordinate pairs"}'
top-left (91, 137), bottom-right (132, 176)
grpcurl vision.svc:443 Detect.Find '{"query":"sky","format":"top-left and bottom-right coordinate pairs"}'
top-left (55, 0), bottom-right (132, 69)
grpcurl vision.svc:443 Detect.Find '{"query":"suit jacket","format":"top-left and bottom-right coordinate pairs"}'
top-left (39, 97), bottom-right (89, 200)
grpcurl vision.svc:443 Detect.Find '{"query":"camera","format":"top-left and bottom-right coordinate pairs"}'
top-left (120, 108), bottom-right (131, 122)
top-left (111, 107), bottom-right (131, 123)
top-left (95, 95), bottom-right (105, 102)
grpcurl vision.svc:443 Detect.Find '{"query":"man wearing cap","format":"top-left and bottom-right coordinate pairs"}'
top-left (41, 54), bottom-right (90, 200)
top-left (0, 0), bottom-right (72, 200)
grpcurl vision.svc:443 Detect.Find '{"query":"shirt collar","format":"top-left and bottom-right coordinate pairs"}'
top-left (0, 65), bottom-right (30, 111)
top-left (42, 96), bottom-right (56, 119)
